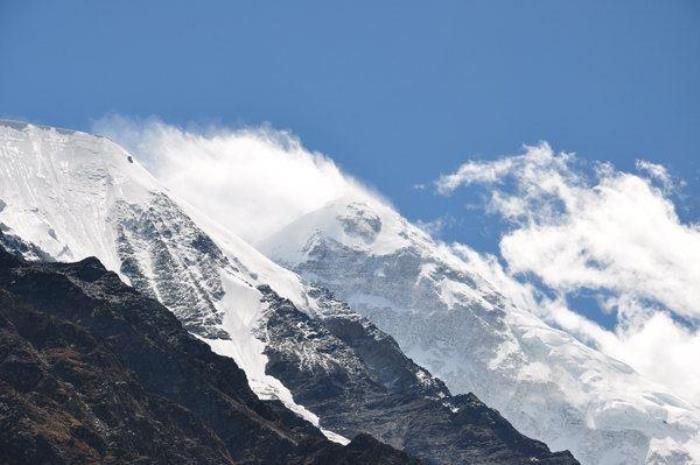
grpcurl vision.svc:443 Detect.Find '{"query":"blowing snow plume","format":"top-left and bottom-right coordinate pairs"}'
top-left (93, 115), bottom-right (382, 243)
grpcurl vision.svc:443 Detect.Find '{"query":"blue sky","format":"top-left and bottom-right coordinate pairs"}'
top-left (2, 1), bottom-right (700, 392)
top-left (2, 1), bottom-right (699, 259)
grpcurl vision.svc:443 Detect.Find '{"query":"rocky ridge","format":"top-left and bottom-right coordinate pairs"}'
top-left (0, 239), bottom-right (419, 465)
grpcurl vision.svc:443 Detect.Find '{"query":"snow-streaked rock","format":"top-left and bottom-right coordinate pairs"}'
top-left (260, 196), bottom-right (700, 465)
top-left (0, 121), bottom-right (344, 442)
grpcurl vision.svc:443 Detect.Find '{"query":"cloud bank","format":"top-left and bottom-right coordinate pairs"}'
top-left (438, 143), bottom-right (700, 402)
top-left (93, 115), bottom-right (376, 243)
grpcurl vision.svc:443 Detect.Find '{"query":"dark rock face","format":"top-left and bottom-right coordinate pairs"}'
top-left (301, 434), bottom-right (421, 465)
top-left (0, 227), bottom-right (54, 262)
top-left (259, 287), bottom-right (579, 465)
top-left (0, 245), bottom-right (417, 465)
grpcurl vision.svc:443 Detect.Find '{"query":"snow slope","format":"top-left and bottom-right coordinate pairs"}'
top-left (260, 196), bottom-right (700, 465)
top-left (0, 121), bottom-right (346, 443)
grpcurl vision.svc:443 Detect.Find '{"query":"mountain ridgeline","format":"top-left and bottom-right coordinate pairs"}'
top-left (261, 198), bottom-right (700, 465)
top-left (0, 239), bottom-right (420, 465)
top-left (0, 121), bottom-right (588, 464)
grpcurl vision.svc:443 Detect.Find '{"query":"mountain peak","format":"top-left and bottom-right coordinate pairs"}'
top-left (0, 122), bottom-right (161, 267)
top-left (258, 195), bottom-right (433, 267)
top-left (263, 181), bottom-right (700, 465)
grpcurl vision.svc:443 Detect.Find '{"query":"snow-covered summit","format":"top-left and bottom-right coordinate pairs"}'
top-left (260, 196), bottom-right (419, 259)
top-left (0, 121), bottom-right (318, 304)
top-left (260, 195), bottom-right (700, 465)
top-left (0, 120), bottom-right (158, 268)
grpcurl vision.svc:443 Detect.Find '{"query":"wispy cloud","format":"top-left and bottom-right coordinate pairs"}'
top-left (415, 215), bottom-right (455, 237)
top-left (636, 158), bottom-right (676, 191)
top-left (438, 143), bottom-right (700, 402)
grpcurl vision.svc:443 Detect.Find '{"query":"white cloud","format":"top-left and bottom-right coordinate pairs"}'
top-left (636, 158), bottom-right (674, 191)
top-left (415, 215), bottom-right (454, 237)
top-left (436, 155), bottom-right (517, 194)
top-left (438, 143), bottom-right (700, 402)
top-left (93, 115), bottom-right (379, 243)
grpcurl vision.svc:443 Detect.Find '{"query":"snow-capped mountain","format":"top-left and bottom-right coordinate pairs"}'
top-left (0, 121), bottom-right (336, 436)
top-left (0, 121), bottom-right (579, 465)
top-left (260, 196), bottom-right (700, 465)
